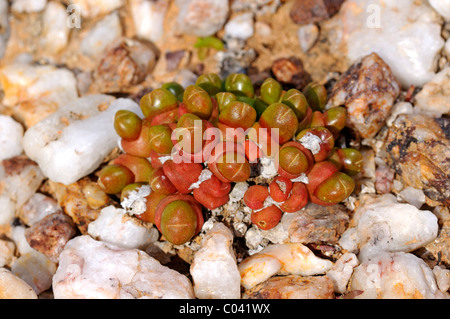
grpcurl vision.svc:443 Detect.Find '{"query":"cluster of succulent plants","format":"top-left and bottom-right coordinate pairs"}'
top-left (97, 72), bottom-right (363, 245)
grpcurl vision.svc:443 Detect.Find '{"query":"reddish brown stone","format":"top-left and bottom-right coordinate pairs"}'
top-left (25, 212), bottom-right (77, 263)
top-left (327, 52), bottom-right (401, 139)
top-left (244, 275), bottom-right (335, 299)
top-left (271, 57), bottom-right (312, 90)
top-left (290, 0), bottom-right (345, 24)
top-left (281, 203), bottom-right (349, 244)
top-left (94, 38), bottom-right (157, 93)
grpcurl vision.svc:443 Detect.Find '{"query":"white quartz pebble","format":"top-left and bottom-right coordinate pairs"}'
top-left (80, 12), bottom-right (122, 60)
top-left (297, 23), bottom-right (319, 52)
top-left (11, 225), bottom-right (34, 255)
top-left (429, 0), bottom-right (450, 20)
top-left (53, 235), bottom-right (195, 299)
top-left (175, 0), bottom-right (229, 37)
top-left (0, 115), bottom-right (23, 161)
top-left (18, 193), bottom-right (61, 225)
top-left (353, 194), bottom-right (438, 260)
top-left (0, 63), bottom-right (77, 109)
top-left (190, 223), bottom-right (241, 299)
top-left (74, 0), bottom-right (123, 18)
top-left (433, 265), bottom-right (450, 292)
top-left (335, 0), bottom-right (445, 88)
top-left (326, 252), bottom-right (359, 294)
top-left (40, 1), bottom-right (69, 55)
top-left (0, 268), bottom-right (37, 299)
top-left (22, 95), bottom-right (142, 185)
top-left (259, 157), bottom-right (277, 179)
top-left (229, 182), bottom-right (249, 202)
top-left (0, 157), bottom-right (45, 226)
top-left (11, 0), bottom-right (46, 13)
top-left (0, 62), bottom-right (78, 127)
top-left (396, 186), bottom-right (426, 209)
top-left (0, 239), bottom-right (15, 268)
top-left (224, 12), bottom-right (254, 41)
top-left (88, 205), bottom-right (159, 250)
top-left (130, 0), bottom-right (168, 43)
top-left (351, 252), bottom-right (448, 299)
top-left (11, 250), bottom-right (57, 295)
top-left (238, 243), bottom-right (333, 289)
top-left (414, 66), bottom-right (450, 117)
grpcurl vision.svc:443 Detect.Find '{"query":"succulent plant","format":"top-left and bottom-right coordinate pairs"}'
top-left (275, 141), bottom-right (314, 179)
top-left (224, 73), bottom-right (254, 98)
top-left (244, 185), bottom-right (269, 210)
top-left (148, 167), bottom-right (177, 195)
top-left (208, 142), bottom-right (251, 183)
top-left (192, 174), bottom-right (231, 210)
top-left (306, 161), bottom-right (354, 206)
top-left (148, 124), bottom-right (174, 155)
top-left (213, 152), bottom-right (251, 183)
top-left (121, 119), bottom-right (154, 158)
top-left (246, 122), bottom-right (280, 158)
top-left (269, 176), bottom-right (293, 203)
top-left (328, 147), bottom-right (363, 176)
top-left (251, 205), bottom-right (283, 230)
top-left (112, 154), bottom-right (154, 183)
top-left (97, 164), bottom-right (135, 194)
top-left (281, 88), bottom-right (309, 121)
top-left (175, 113), bottom-right (206, 155)
top-left (296, 126), bottom-right (335, 162)
top-left (216, 91), bottom-right (237, 112)
top-left (260, 77), bottom-right (283, 105)
top-left (140, 88), bottom-right (179, 121)
top-left (196, 73), bottom-right (222, 96)
top-left (279, 182), bottom-right (308, 212)
top-left (218, 100), bottom-right (256, 130)
top-left (161, 82), bottom-right (185, 102)
top-left (135, 191), bottom-right (167, 224)
top-left (114, 110), bottom-right (142, 141)
top-left (163, 160), bottom-right (203, 194)
top-left (303, 82), bottom-right (327, 112)
top-left (182, 85), bottom-right (213, 120)
top-left (105, 72), bottom-right (360, 240)
top-left (154, 194), bottom-right (204, 245)
top-left (259, 102), bottom-right (299, 144)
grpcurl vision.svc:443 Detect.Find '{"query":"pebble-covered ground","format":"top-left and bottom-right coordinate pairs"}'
top-left (0, 0), bottom-right (449, 299)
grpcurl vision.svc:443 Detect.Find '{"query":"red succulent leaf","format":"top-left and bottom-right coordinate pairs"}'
top-left (251, 205), bottom-right (283, 230)
top-left (154, 194), bottom-right (204, 234)
top-left (244, 185), bottom-right (269, 210)
top-left (269, 176), bottom-right (293, 202)
top-left (306, 161), bottom-right (339, 206)
top-left (280, 182), bottom-right (308, 212)
top-left (162, 160), bottom-right (203, 194)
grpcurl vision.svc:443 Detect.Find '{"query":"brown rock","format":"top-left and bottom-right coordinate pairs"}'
top-left (271, 57), bottom-right (312, 90)
top-left (281, 203), bottom-right (349, 244)
top-left (93, 38), bottom-right (158, 93)
top-left (46, 177), bottom-right (113, 234)
top-left (165, 49), bottom-right (189, 72)
top-left (327, 52), bottom-right (401, 139)
top-left (244, 275), bottom-right (335, 299)
top-left (290, 0), bottom-right (345, 24)
top-left (422, 206), bottom-right (450, 267)
top-left (25, 212), bottom-right (77, 263)
top-left (385, 113), bottom-right (450, 206)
